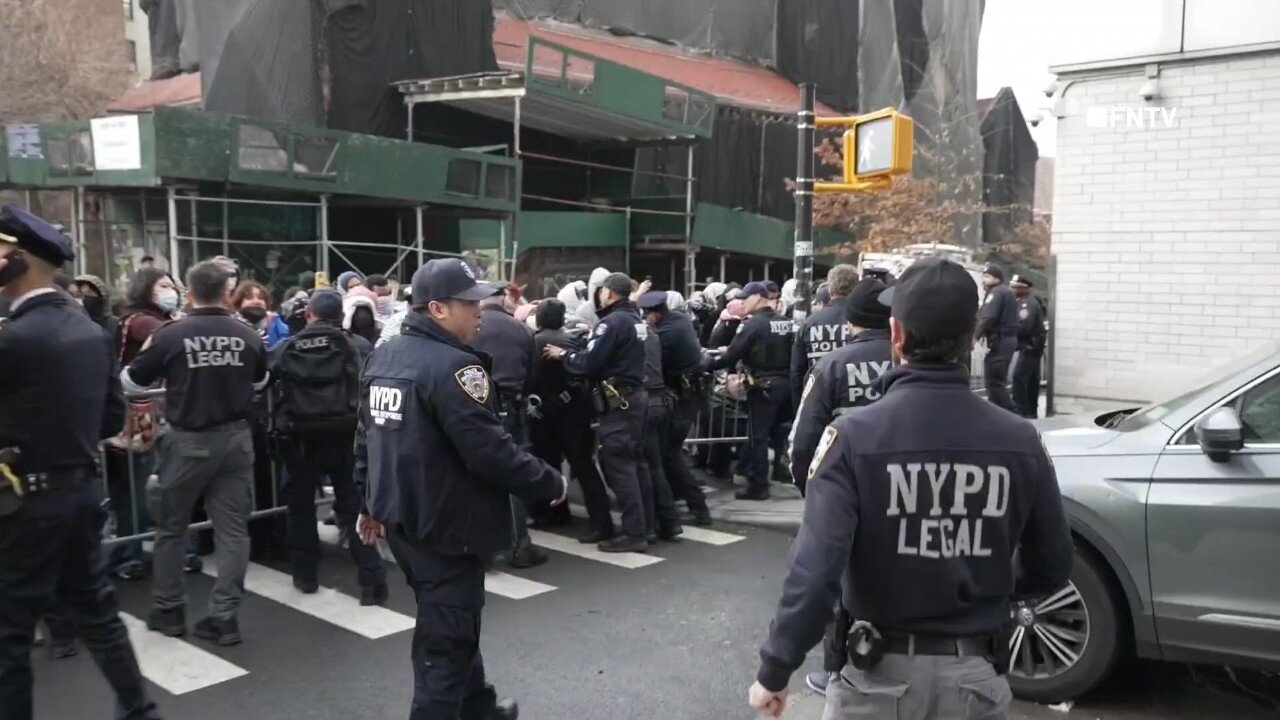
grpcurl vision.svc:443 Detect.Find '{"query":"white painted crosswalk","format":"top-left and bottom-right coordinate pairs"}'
top-left (120, 613), bottom-right (249, 695)
top-left (526, 528), bottom-right (663, 569)
top-left (566, 505), bottom-right (746, 547)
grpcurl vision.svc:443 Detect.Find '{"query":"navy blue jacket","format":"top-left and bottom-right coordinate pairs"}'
top-left (471, 306), bottom-right (536, 398)
top-left (653, 310), bottom-right (704, 387)
top-left (788, 328), bottom-right (892, 490)
top-left (978, 284), bottom-right (1019, 341)
top-left (0, 291), bottom-right (123, 473)
top-left (757, 363), bottom-right (1073, 692)
top-left (354, 313), bottom-right (563, 555)
top-left (564, 299), bottom-right (646, 386)
top-left (789, 297), bottom-right (853, 401)
top-left (707, 307), bottom-right (794, 376)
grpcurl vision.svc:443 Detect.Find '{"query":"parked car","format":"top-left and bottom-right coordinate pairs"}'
top-left (1013, 341), bottom-right (1280, 703)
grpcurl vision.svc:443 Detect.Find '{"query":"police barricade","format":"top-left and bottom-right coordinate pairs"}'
top-left (99, 387), bottom-right (332, 548)
top-left (682, 368), bottom-right (751, 479)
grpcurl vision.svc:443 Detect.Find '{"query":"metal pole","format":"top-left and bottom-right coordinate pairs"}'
top-left (73, 187), bottom-right (86, 276)
top-left (513, 96), bottom-right (523, 157)
top-left (166, 187), bottom-right (179, 275)
top-left (415, 206), bottom-right (425, 270)
top-left (497, 217), bottom-right (507, 283)
top-left (719, 254), bottom-right (726, 283)
top-left (791, 82), bottom-right (816, 322)
top-left (319, 194), bottom-right (330, 279)
top-left (684, 145), bottom-right (696, 298)
top-left (23, 189), bottom-right (32, 211)
top-left (221, 195), bottom-right (230, 258)
top-left (139, 190), bottom-right (149, 258)
top-left (1045, 254), bottom-right (1058, 417)
top-left (188, 194), bottom-right (198, 262)
top-left (508, 215), bottom-right (519, 278)
top-left (624, 207), bottom-right (632, 275)
top-left (407, 102), bottom-right (415, 142)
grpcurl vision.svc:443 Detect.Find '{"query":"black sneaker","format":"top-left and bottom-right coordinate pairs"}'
top-left (292, 576), bottom-right (319, 594)
top-left (50, 640), bottom-right (77, 660)
top-left (657, 525), bottom-right (684, 542)
top-left (146, 607), bottom-right (186, 637)
top-left (112, 560), bottom-right (146, 582)
top-left (508, 546), bottom-right (549, 569)
top-left (598, 536), bottom-right (648, 553)
top-left (577, 530), bottom-right (614, 545)
top-left (735, 488), bottom-right (771, 501)
top-left (193, 616), bottom-right (241, 646)
top-left (183, 554), bottom-right (204, 574)
top-left (680, 511), bottom-right (714, 526)
top-left (360, 584), bottom-right (389, 607)
top-left (489, 699), bottom-right (519, 720)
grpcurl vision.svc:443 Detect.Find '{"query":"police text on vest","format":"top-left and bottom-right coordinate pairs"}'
top-left (183, 336), bottom-right (246, 368)
top-left (885, 463), bottom-right (1010, 558)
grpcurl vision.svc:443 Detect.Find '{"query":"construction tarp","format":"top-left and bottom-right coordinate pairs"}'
top-left (774, 0), bottom-right (859, 112)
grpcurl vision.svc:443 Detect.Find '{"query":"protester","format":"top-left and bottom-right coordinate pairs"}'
top-left (343, 285), bottom-right (381, 346)
top-left (230, 281), bottom-right (275, 343)
top-left (71, 275), bottom-right (120, 345)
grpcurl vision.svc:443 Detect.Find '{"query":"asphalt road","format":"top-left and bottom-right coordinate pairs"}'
top-left (31, 516), bottom-right (1279, 720)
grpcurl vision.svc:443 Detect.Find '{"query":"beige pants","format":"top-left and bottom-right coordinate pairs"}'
top-left (823, 654), bottom-right (1011, 720)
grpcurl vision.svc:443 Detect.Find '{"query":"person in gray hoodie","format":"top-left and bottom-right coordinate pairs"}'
top-left (574, 267), bottom-right (612, 329)
top-left (71, 274), bottom-right (120, 346)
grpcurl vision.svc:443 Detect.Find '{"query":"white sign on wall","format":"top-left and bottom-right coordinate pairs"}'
top-left (90, 115), bottom-right (142, 171)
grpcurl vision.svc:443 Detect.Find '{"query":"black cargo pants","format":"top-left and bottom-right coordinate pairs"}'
top-left (596, 390), bottom-right (652, 540)
top-left (746, 377), bottom-right (793, 493)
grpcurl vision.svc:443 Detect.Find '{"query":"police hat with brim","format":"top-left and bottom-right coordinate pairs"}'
top-left (1010, 274), bottom-right (1032, 289)
top-left (636, 290), bottom-right (669, 311)
top-left (410, 258), bottom-right (500, 308)
top-left (878, 257), bottom-right (978, 337)
top-left (0, 204), bottom-right (75, 266)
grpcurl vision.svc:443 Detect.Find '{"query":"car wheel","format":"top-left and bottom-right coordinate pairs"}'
top-left (1007, 549), bottom-right (1124, 704)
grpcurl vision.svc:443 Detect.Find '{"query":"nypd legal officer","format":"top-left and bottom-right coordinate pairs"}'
top-left (749, 257), bottom-right (1073, 720)
top-left (355, 258), bottom-right (565, 720)
top-left (0, 206), bottom-right (161, 720)
top-left (122, 260), bottom-right (269, 646)
top-left (705, 281), bottom-right (794, 500)
top-left (788, 279), bottom-right (893, 496)
top-left (789, 264), bottom-right (860, 403)
top-left (638, 290), bottom-right (713, 526)
top-left (543, 272), bottom-right (652, 553)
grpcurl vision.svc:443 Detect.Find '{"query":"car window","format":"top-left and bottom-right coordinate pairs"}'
top-left (1240, 375), bottom-right (1280, 444)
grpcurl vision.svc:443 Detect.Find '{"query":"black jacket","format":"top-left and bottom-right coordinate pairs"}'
top-left (471, 306), bottom-right (536, 398)
top-left (564, 299), bottom-right (646, 386)
top-left (0, 291), bottom-right (123, 473)
top-left (654, 311), bottom-right (704, 385)
top-left (355, 313), bottom-right (563, 555)
top-left (757, 363), bottom-right (1073, 692)
top-left (788, 328), bottom-right (893, 489)
top-left (707, 317), bottom-right (740, 349)
top-left (531, 328), bottom-right (590, 414)
top-left (707, 308), bottom-right (794, 376)
top-left (978, 284), bottom-right (1019, 341)
top-left (1016, 295), bottom-right (1047, 353)
top-left (789, 297), bottom-right (853, 401)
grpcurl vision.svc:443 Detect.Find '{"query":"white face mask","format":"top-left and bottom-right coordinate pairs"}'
top-left (156, 289), bottom-right (179, 313)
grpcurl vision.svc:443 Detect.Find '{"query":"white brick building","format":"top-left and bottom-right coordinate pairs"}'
top-left (1049, 2), bottom-right (1280, 403)
top-left (123, 0), bottom-right (151, 82)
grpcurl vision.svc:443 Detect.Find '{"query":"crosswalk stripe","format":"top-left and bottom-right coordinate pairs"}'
top-left (120, 613), bottom-right (249, 695)
top-left (567, 505), bottom-right (744, 547)
top-left (315, 523), bottom-right (557, 600)
top-left (526, 528), bottom-right (662, 569)
top-left (201, 560), bottom-right (415, 639)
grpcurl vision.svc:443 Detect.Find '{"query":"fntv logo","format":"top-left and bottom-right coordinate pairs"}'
top-left (1086, 105), bottom-right (1179, 129)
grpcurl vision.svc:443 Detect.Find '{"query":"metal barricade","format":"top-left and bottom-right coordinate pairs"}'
top-left (683, 370), bottom-right (750, 447)
top-left (99, 387), bottom-right (332, 548)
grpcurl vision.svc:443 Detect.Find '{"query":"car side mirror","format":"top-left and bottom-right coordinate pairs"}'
top-left (1195, 407), bottom-right (1244, 462)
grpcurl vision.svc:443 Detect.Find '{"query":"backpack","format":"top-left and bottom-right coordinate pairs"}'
top-left (275, 327), bottom-right (360, 434)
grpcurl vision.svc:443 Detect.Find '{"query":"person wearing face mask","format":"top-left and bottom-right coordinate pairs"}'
top-left (343, 285), bottom-right (382, 346)
top-left (71, 275), bottom-right (120, 347)
top-left (230, 281), bottom-right (274, 341)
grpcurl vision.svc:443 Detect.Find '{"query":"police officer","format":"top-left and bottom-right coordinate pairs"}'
top-left (635, 291), bottom-right (685, 541)
top-left (1010, 275), bottom-right (1047, 419)
top-left (748, 257), bottom-right (1073, 720)
top-left (977, 264), bottom-right (1019, 413)
top-left (355, 258), bottom-right (565, 720)
top-left (471, 286), bottom-right (549, 569)
top-left (0, 206), bottom-right (160, 720)
top-left (543, 272), bottom-right (651, 552)
top-left (270, 289), bottom-right (387, 603)
top-left (638, 290), bottom-right (713, 526)
top-left (790, 264), bottom-right (860, 404)
top-left (788, 279), bottom-right (893, 496)
top-left (706, 281), bottom-right (794, 500)
top-left (122, 260), bottom-right (269, 646)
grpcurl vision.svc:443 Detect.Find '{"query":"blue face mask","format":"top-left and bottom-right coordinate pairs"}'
top-left (156, 289), bottom-right (179, 313)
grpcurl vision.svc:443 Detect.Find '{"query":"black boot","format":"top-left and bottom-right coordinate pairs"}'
top-left (598, 536), bottom-right (648, 553)
top-left (488, 699), bottom-right (519, 720)
top-left (509, 546), bottom-right (549, 569)
top-left (193, 616), bottom-right (241, 646)
top-left (145, 606), bottom-right (186, 637)
top-left (360, 584), bottom-right (389, 607)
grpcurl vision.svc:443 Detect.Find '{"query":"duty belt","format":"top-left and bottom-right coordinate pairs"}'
top-left (882, 633), bottom-right (992, 657)
top-left (9, 468), bottom-right (92, 496)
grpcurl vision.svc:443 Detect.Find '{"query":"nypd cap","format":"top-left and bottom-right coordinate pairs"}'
top-left (0, 204), bottom-right (75, 265)
top-left (411, 258), bottom-right (500, 307)
top-left (879, 257), bottom-right (978, 336)
top-left (636, 290), bottom-right (669, 310)
top-left (740, 281), bottom-right (769, 300)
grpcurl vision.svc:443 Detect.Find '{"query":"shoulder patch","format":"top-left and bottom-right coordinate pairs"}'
top-left (808, 425), bottom-right (839, 480)
top-left (594, 323), bottom-right (609, 337)
top-left (454, 365), bottom-right (491, 404)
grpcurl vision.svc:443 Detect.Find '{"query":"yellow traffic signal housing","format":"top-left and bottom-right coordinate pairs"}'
top-left (817, 108), bottom-right (914, 192)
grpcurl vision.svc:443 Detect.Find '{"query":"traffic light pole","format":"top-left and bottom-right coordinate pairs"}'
top-left (792, 82), bottom-right (816, 322)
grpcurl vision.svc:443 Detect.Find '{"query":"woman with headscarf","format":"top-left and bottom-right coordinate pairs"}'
top-left (343, 285), bottom-right (381, 345)
top-left (708, 298), bottom-right (748, 349)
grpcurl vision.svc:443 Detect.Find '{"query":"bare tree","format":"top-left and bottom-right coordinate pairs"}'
top-left (0, 0), bottom-right (130, 124)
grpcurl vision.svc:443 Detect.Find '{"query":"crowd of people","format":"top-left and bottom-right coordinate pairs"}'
top-left (0, 195), bottom-right (1054, 719)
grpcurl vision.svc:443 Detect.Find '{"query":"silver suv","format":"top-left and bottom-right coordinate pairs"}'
top-left (1013, 342), bottom-right (1280, 703)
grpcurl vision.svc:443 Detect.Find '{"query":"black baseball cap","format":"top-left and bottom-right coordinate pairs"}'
top-left (602, 272), bottom-right (633, 296)
top-left (982, 264), bottom-right (1004, 281)
top-left (309, 289), bottom-right (343, 321)
top-left (411, 258), bottom-right (500, 307)
top-left (846, 279), bottom-right (890, 329)
top-left (878, 258), bottom-right (978, 336)
top-left (740, 281), bottom-right (769, 299)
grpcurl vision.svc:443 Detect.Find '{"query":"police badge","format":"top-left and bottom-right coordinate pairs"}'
top-left (455, 365), bottom-right (490, 404)
top-left (808, 425), bottom-right (839, 480)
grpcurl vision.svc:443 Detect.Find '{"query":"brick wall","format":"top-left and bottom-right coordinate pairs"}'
top-left (1051, 51), bottom-right (1280, 403)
